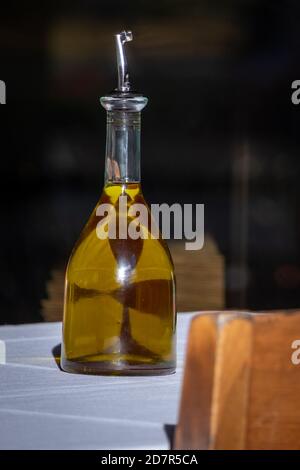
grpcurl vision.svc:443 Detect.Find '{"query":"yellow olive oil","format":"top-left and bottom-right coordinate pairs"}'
top-left (61, 184), bottom-right (176, 374)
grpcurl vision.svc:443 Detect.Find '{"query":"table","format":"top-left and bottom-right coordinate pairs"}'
top-left (0, 312), bottom-right (196, 450)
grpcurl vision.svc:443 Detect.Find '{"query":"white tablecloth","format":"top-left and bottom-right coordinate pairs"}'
top-left (0, 312), bottom-right (196, 450)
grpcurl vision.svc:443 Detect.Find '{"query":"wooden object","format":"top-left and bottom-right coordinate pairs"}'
top-left (169, 239), bottom-right (224, 312)
top-left (175, 310), bottom-right (300, 450)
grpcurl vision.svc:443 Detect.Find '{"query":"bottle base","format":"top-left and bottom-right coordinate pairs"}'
top-left (60, 357), bottom-right (176, 376)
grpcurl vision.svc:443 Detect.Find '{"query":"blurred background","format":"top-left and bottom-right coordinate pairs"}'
top-left (0, 0), bottom-right (300, 324)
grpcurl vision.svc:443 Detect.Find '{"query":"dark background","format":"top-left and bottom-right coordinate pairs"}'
top-left (0, 0), bottom-right (300, 324)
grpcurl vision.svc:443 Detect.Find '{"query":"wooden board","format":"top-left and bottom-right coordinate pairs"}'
top-left (175, 310), bottom-right (300, 450)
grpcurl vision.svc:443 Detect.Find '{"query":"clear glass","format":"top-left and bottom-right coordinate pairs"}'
top-left (105, 111), bottom-right (141, 183)
top-left (61, 94), bottom-right (177, 375)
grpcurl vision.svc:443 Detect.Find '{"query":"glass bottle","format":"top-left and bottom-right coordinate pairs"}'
top-left (61, 31), bottom-right (176, 375)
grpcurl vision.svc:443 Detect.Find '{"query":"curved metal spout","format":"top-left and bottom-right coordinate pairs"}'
top-left (115, 31), bottom-right (133, 92)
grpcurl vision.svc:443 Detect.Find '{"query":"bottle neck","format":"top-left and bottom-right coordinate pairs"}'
top-left (104, 111), bottom-right (141, 184)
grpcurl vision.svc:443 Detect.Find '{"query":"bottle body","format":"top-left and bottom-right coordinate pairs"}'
top-left (61, 183), bottom-right (176, 375)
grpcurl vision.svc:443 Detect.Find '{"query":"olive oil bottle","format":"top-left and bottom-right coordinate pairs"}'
top-left (61, 31), bottom-right (176, 375)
